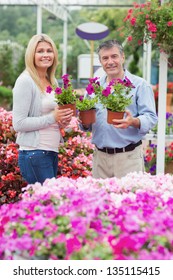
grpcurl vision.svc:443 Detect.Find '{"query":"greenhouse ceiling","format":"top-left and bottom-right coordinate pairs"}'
top-left (0, 0), bottom-right (146, 7)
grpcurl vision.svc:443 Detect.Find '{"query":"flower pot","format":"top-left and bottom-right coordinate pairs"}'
top-left (58, 103), bottom-right (76, 116)
top-left (79, 109), bottom-right (96, 125)
top-left (165, 161), bottom-right (173, 174)
top-left (107, 109), bottom-right (124, 124)
top-left (166, 93), bottom-right (172, 113)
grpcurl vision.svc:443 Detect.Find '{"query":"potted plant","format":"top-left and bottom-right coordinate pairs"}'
top-left (153, 82), bottom-right (173, 113)
top-left (76, 77), bottom-right (101, 125)
top-left (46, 74), bottom-right (77, 116)
top-left (144, 141), bottom-right (173, 175)
top-left (151, 112), bottom-right (173, 135)
top-left (121, 1), bottom-right (173, 55)
top-left (98, 77), bottom-right (135, 124)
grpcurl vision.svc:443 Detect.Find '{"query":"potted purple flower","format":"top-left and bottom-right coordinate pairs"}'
top-left (98, 77), bottom-right (135, 124)
top-left (46, 74), bottom-right (77, 116)
top-left (76, 77), bottom-right (100, 125)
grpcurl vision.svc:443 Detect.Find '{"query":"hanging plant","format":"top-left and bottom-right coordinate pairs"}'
top-left (120, 0), bottom-right (173, 56)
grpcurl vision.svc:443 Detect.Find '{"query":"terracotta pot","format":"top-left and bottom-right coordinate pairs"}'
top-left (79, 109), bottom-right (96, 125)
top-left (58, 103), bottom-right (76, 116)
top-left (166, 93), bottom-right (173, 113)
top-left (165, 161), bottom-right (173, 174)
top-left (107, 109), bottom-right (124, 124)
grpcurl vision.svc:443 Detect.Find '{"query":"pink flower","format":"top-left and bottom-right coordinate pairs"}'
top-left (130, 17), bottom-right (136, 26)
top-left (46, 85), bottom-right (53, 93)
top-left (66, 236), bottom-right (81, 255)
top-left (167, 21), bottom-right (173, 27)
top-left (102, 86), bottom-right (111, 97)
top-left (86, 83), bottom-right (94, 95)
top-left (127, 36), bottom-right (133, 41)
top-left (147, 22), bottom-right (157, 32)
top-left (55, 87), bottom-right (62, 94)
top-left (62, 74), bottom-right (70, 89)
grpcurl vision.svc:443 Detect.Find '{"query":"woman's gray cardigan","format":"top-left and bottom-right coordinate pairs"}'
top-left (12, 71), bottom-right (56, 148)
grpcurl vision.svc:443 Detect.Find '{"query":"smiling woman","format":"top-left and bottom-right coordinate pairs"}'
top-left (12, 33), bottom-right (73, 185)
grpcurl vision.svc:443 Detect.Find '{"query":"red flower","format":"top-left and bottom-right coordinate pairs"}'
top-left (167, 21), bottom-right (173, 27)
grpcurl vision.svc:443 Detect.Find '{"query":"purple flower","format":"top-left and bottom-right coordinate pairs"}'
top-left (89, 77), bottom-right (100, 85)
top-left (86, 84), bottom-right (94, 95)
top-left (66, 236), bottom-right (81, 255)
top-left (79, 96), bottom-right (84, 101)
top-left (55, 87), bottom-right (62, 95)
top-left (46, 85), bottom-right (53, 93)
top-left (62, 74), bottom-right (70, 89)
top-left (102, 86), bottom-right (111, 97)
top-left (124, 76), bottom-right (135, 88)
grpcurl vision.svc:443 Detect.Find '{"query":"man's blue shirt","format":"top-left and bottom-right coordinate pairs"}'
top-left (82, 69), bottom-right (158, 149)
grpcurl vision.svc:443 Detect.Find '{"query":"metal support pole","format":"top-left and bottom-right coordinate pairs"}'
top-left (62, 10), bottom-right (67, 75)
top-left (156, 52), bottom-right (168, 174)
top-left (146, 40), bottom-right (152, 84)
top-left (156, 0), bottom-right (167, 174)
top-left (143, 40), bottom-right (151, 84)
top-left (143, 43), bottom-right (147, 81)
top-left (90, 40), bottom-right (94, 78)
top-left (37, 4), bottom-right (42, 34)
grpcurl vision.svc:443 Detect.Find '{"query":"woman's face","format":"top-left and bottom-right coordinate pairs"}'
top-left (34, 41), bottom-right (54, 71)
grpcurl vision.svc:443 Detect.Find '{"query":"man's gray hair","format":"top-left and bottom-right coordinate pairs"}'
top-left (96, 39), bottom-right (124, 56)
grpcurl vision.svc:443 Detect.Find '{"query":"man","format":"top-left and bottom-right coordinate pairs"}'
top-left (81, 39), bottom-right (157, 179)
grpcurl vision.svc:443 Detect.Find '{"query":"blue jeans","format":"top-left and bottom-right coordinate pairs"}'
top-left (18, 150), bottom-right (58, 184)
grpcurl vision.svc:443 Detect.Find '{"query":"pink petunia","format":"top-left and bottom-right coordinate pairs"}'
top-left (102, 86), bottom-right (111, 97)
top-left (55, 87), bottom-right (62, 94)
top-left (86, 83), bottom-right (94, 95)
top-left (46, 85), bottom-right (53, 93)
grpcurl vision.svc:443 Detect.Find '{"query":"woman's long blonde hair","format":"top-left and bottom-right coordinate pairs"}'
top-left (25, 33), bottom-right (58, 92)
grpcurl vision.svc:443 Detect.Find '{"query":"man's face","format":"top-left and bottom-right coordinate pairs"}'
top-left (99, 46), bottom-right (125, 78)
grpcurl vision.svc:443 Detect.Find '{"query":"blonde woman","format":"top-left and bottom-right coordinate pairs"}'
top-left (13, 34), bottom-right (73, 184)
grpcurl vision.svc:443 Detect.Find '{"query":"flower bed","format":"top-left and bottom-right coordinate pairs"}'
top-left (1, 107), bottom-right (173, 204)
top-left (1, 107), bottom-right (173, 260)
top-left (1, 173), bottom-right (173, 260)
top-left (0, 108), bottom-right (93, 204)
top-left (0, 108), bottom-right (26, 205)
top-left (58, 118), bottom-right (94, 179)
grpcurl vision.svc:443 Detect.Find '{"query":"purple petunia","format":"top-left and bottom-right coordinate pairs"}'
top-left (86, 84), bottom-right (95, 95)
top-left (55, 87), bottom-right (62, 95)
top-left (102, 86), bottom-right (111, 97)
top-left (46, 85), bottom-right (53, 93)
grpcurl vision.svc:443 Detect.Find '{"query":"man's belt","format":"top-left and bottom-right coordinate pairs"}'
top-left (96, 140), bottom-right (142, 154)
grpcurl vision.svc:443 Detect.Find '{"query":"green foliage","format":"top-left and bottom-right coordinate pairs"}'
top-left (98, 82), bottom-right (133, 112)
top-left (0, 45), bottom-right (15, 86)
top-left (76, 96), bottom-right (98, 111)
top-left (100, 88), bottom-right (132, 112)
top-left (0, 86), bottom-right (13, 110)
top-left (0, 43), bottom-right (25, 88)
top-left (0, 5), bottom-right (133, 81)
top-left (55, 85), bottom-right (77, 105)
top-left (122, 1), bottom-right (173, 55)
top-left (0, 6), bottom-right (37, 42)
top-left (128, 48), bottom-right (142, 77)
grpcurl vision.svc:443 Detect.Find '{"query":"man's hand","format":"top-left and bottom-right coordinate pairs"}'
top-left (111, 110), bottom-right (140, 129)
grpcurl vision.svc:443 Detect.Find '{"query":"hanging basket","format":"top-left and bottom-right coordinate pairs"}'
top-left (107, 109), bottom-right (124, 124)
top-left (79, 109), bottom-right (96, 125)
top-left (58, 103), bottom-right (76, 116)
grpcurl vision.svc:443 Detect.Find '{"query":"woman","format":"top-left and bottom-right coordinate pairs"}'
top-left (13, 34), bottom-right (73, 184)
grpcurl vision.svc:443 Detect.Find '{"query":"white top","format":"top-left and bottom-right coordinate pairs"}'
top-left (20, 90), bottom-right (60, 152)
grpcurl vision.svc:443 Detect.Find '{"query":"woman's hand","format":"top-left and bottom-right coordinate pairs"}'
top-left (53, 107), bottom-right (73, 126)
